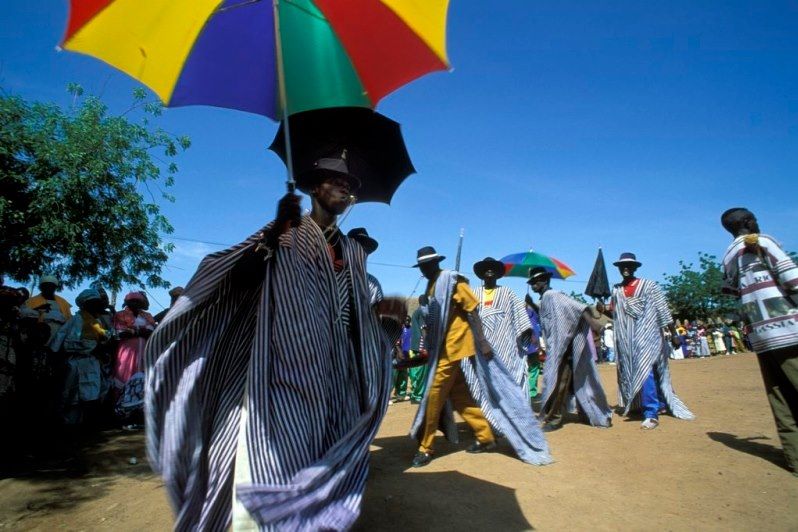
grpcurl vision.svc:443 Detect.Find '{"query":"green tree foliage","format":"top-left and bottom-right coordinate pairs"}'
top-left (568, 291), bottom-right (588, 304)
top-left (0, 85), bottom-right (190, 290)
top-left (661, 252), bottom-right (738, 321)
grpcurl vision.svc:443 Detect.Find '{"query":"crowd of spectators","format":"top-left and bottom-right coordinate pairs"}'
top-left (0, 275), bottom-right (182, 466)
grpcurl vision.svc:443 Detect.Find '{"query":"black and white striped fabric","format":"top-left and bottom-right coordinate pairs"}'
top-left (145, 216), bottom-right (392, 531)
top-left (409, 272), bottom-right (552, 466)
top-left (473, 286), bottom-right (530, 387)
top-left (611, 279), bottom-right (694, 420)
top-left (366, 273), bottom-right (383, 308)
top-left (538, 290), bottom-right (612, 427)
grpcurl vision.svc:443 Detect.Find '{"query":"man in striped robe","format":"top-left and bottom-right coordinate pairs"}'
top-left (409, 248), bottom-right (551, 468)
top-left (145, 157), bottom-right (394, 531)
top-left (527, 267), bottom-right (612, 431)
top-left (720, 208), bottom-right (798, 476)
top-left (471, 257), bottom-right (531, 390)
top-left (611, 252), bottom-right (694, 430)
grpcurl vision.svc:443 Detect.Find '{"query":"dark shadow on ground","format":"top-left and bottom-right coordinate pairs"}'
top-left (355, 432), bottom-right (533, 531)
top-left (707, 431), bottom-right (789, 471)
top-left (0, 428), bottom-right (155, 521)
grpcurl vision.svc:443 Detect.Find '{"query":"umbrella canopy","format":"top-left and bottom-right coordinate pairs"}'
top-left (500, 251), bottom-right (576, 280)
top-left (60, 1), bottom-right (451, 120)
top-left (269, 107), bottom-right (415, 204)
top-left (584, 247), bottom-right (611, 300)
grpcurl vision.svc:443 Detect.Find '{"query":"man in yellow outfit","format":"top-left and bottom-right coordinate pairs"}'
top-left (409, 246), bottom-right (495, 468)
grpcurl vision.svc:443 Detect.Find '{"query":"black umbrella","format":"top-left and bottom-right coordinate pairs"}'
top-left (269, 107), bottom-right (416, 205)
top-left (585, 247), bottom-right (611, 301)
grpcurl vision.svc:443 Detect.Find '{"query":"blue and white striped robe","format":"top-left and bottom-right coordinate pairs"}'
top-left (538, 290), bottom-right (612, 427)
top-left (473, 286), bottom-right (530, 389)
top-left (409, 271), bottom-right (552, 466)
top-left (611, 279), bottom-right (694, 420)
top-left (145, 216), bottom-right (392, 531)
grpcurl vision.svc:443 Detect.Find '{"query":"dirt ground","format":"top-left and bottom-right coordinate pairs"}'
top-left (1, 352), bottom-right (797, 531)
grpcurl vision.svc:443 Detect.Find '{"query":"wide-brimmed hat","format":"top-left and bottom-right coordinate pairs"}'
top-left (613, 252), bottom-right (642, 268)
top-left (347, 227), bottom-right (378, 254)
top-left (473, 257), bottom-right (505, 280)
top-left (527, 266), bottom-right (552, 284)
top-left (295, 155), bottom-right (361, 195)
top-left (412, 246), bottom-right (445, 268)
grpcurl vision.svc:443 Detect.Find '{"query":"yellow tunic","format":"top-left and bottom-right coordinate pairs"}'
top-left (427, 278), bottom-right (479, 362)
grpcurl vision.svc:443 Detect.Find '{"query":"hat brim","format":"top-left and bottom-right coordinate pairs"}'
top-left (473, 260), bottom-right (506, 280)
top-left (296, 168), bottom-right (361, 195)
top-left (526, 272), bottom-right (553, 284)
top-left (356, 236), bottom-right (378, 255)
top-left (412, 255), bottom-right (445, 268)
top-left (613, 259), bottom-right (642, 268)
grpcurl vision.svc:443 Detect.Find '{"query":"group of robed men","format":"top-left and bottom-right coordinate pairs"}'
top-left (142, 154), bottom-right (797, 530)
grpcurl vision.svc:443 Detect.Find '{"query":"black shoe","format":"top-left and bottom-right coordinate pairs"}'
top-left (411, 451), bottom-right (432, 468)
top-left (466, 441), bottom-right (496, 454)
top-left (410, 398), bottom-right (420, 405)
top-left (542, 423), bottom-right (562, 433)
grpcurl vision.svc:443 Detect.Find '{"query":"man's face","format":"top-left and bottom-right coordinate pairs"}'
top-left (618, 264), bottom-right (638, 279)
top-left (313, 176), bottom-right (353, 216)
top-left (86, 298), bottom-right (106, 315)
top-left (596, 301), bottom-right (605, 313)
top-left (483, 268), bottom-right (497, 281)
top-left (530, 279), bottom-right (548, 294)
top-left (419, 260), bottom-right (440, 280)
top-left (744, 213), bottom-right (760, 234)
top-left (40, 282), bottom-right (57, 299)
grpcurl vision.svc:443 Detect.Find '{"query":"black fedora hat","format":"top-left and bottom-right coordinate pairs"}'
top-left (527, 266), bottom-right (552, 285)
top-left (473, 257), bottom-right (506, 280)
top-left (295, 154), bottom-right (361, 195)
top-left (613, 252), bottom-right (642, 268)
top-left (347, 227), bottom-right (378, 254)
top-left (412, 246), bottom-right (445, 268)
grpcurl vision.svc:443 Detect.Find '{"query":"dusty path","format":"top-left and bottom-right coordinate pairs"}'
top-left (1, 353), bottom-right (796, 531)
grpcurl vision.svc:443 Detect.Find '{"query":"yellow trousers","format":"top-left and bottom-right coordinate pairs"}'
top-left (419, 356), bottom-right (494, 453)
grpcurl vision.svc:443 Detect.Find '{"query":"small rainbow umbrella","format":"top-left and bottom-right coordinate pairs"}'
top-left (60, 0), bottom-right (451, 188)
top-left (500, 251), bottom-right (576, 280)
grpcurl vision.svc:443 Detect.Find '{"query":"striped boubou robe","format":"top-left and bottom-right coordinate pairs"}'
top-left (145, 216), bottom-right (392, 531)
top-left (410, 271), bottom-right (552, 465)
top-left (473, 286), bottom-right (531, 389)
top-left (538, 290), bottom-right (612, 427)
top-left (611, 279), bottom-right (694, 419)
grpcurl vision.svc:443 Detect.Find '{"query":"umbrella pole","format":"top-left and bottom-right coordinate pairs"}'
top-left (454, 228), bottom-right (464, 271)
top-left (273, 0), bottom-right (295, 193)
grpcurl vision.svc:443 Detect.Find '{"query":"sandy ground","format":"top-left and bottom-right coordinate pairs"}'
top-left (1, 352), bottom-right (797, 531)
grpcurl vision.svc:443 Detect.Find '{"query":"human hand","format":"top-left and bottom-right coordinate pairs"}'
top-left (479, 342), bottom-right (493, 360)
top-left (263, 193), bottom-right (302, 249)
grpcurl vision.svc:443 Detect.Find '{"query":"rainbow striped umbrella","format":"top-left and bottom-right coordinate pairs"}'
top-left (60, 1), bottom-right (451, 121)
top-left (500, 251), bottom-right (576, 280)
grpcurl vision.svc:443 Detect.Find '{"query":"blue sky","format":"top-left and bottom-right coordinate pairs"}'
top-left (2, 1), bottom-right (797, 311)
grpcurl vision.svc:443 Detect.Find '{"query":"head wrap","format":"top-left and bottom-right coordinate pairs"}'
top-left (124, 291), bottom-right (146, 305)
top-left (40, 275), bottom-right (59, 286)
top-left (76, 288), bottom-right (101, 309)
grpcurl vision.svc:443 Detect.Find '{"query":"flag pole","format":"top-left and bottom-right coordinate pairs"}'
top-left (273, 0), bottom-right (295, 192)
